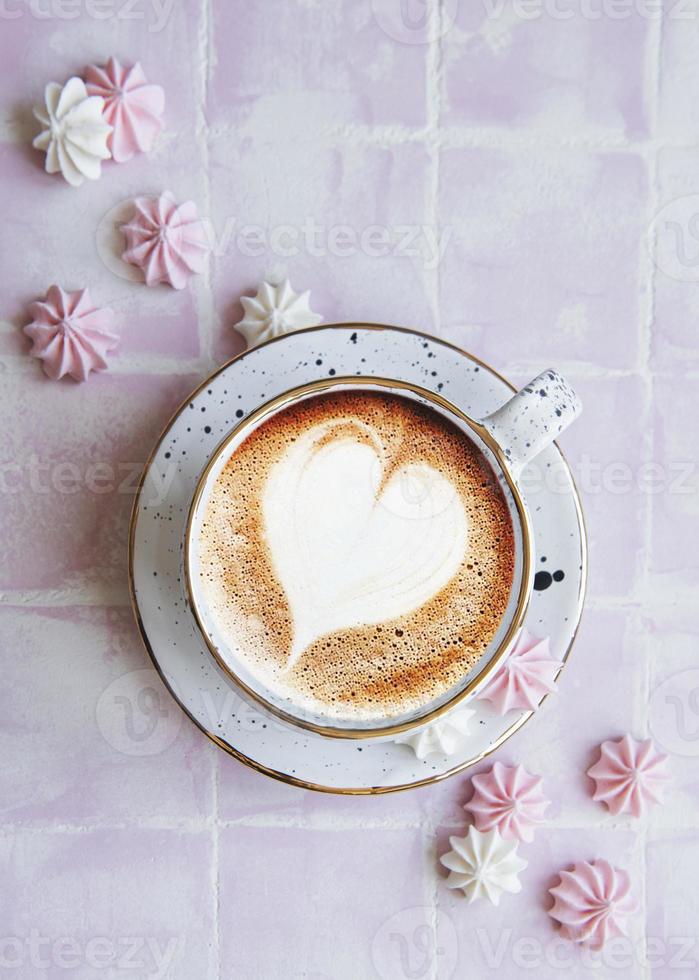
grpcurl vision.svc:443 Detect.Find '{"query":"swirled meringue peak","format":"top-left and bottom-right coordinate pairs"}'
top-left (33, 77), bottom-right (111, 187)
top-left (122, 192), bottom-right (209, 289)
top-left (395, 706), bottom-right (475, 761)
top-left (85, 58), bottom-right (164, 162)
top-left (24, 285), bottom-right (118, 382)
top-left (478, 629), bottom-right (559, 714)
top-left (465, 761), bottom-right (549, 842)
top-left (234, 278), bottom-right (323, 348)
top-left (440, 827), bottom-right (527, 905)
top-left (549, 860), bottom-right (636, 948)
top-left (587, 734), bottom-right (670, 818)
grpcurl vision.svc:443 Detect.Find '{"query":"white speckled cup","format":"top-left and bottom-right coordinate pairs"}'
top-left (185, 370), bottom-right (581, 740)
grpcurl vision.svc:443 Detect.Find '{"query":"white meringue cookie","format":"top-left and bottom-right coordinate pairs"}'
top-left (440, 827), bottom-right (527, 905)
top-left (395, 707), bottom-right (475, 760)
top-left (33, 77), bottom-right (112, 187)
top-left (234, 278), bottom-right (322, 348)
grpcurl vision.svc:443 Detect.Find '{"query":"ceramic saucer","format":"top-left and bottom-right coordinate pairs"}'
top-left (129, 324), bottom-right (586, 794)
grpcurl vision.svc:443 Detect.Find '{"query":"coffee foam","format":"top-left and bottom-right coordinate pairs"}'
top-left (197, 391), bottom-right (515, 722)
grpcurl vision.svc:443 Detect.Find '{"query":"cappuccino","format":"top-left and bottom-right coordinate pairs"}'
top-left (197, 391), bottom-right (515, 722)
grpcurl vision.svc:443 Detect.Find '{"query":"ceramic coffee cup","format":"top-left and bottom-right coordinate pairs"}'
top-left (185, 369), bottom-right (581, 740)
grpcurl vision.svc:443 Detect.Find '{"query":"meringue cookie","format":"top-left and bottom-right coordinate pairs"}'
top-left (440, 827), bottom-right (527, 905)
top-left (33, 77), bottom-right (111, 187)
top-left (85, 57), bottom-right (164, 163)
top-left (395, 706), bottom-right (475, 760)
top-left (465, 761), bottom-right (549, 842)
top-left (587, 734), bottom-right (670, 818)
top-left (24, 285), bottom-right (118, 382)
top-left (234, 279), bottom-right (323, 348)
top-left (478, 629), bottom-right (559, 715)
top-left (549, 860), bottom-right (636, 949)
top-left (121, 192), bottom-right (209, 289)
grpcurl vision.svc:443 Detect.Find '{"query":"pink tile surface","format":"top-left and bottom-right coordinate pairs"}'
top-left (442, 5), bottom-right (649, 138)
top-left (0, 1), bottom-right (696, 977)
top-left (646, 832), bottom-right (699, 980)
top-left (0, 606), bottom-right (215, 825)
top-left (0, 371), bottom-right (198, 592)
top-left (438, 148), bottom-right (648, 370)
top-left (218, 824), bottom-right (428, 979)
top-left (208, 1), bottom-right (428, 131)
top-left (650, 373), bottom-right (699, 592)
top-left (652, 147), bottom-right (699, 371)
top-left (658, 2), bottom-right (699, 143)
top-left (561, 371), bottom-right (650, 599)
top-left (0, 828), bottom-right (215, 979)
top-left (208, 138), bottom-right (436, 360)
top-left (645, 606), bottom-right (699, 829)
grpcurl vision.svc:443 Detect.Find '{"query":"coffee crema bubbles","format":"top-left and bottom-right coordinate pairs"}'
top-left (197, 391), bottom-right (515, 722)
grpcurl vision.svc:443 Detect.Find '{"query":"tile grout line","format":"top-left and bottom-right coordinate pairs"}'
top-left (425, 5), bottom-right (444, 968)
top-left (640, 11), bottom-right (663, 978)
top-left (194, 0), bottom-right (216, 375)
top-left (213, 753), bottom-right (221, 980)
top-left (2, 813), bottom-right (695, 835)
top-left (424, 0), bottom-right (443, 339)
top-left (8, 118), bottom-right (699, 154)
top-left (204, 125), bottom-right (699, 155)
top-left (196, 2), bottom-right (220, 976)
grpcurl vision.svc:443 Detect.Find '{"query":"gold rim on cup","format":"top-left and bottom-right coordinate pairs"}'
top-left (183, 374), bottom-right (534, 740)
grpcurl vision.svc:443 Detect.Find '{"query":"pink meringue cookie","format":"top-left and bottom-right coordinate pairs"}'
top-left (478, 629), bottom-right (559, 715)
top-left (24, 285), bottom-right (118, 382)
top-left (85, 57), bottom-right (164, 162)
top-left (122, 192), bottom-right (209, 289)
top-left (587, 734), bottom-right (670, 818)
top-left (465, 762), bottom-right (549, 842)
top-left (549, 859), bottom-right (636, 949)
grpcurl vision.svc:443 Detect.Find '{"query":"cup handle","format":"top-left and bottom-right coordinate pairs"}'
top-left (480, 369), bottom-right (582, 478)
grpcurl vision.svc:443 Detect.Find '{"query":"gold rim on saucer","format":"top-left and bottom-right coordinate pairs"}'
top-left (184, 374), bottom-right (534, 740)
top-left (128, 322), bottom-right (588, 793)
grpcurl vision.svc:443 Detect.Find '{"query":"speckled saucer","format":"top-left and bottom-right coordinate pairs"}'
top-left (129, 324), bottom-right (586, 794)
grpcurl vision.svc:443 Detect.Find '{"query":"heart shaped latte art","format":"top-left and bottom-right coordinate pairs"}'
top-left (262, 418), bottom-right (469, 670)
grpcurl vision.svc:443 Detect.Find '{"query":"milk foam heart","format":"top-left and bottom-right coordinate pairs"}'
top-left (262, 420), bottom-right (469, 669)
